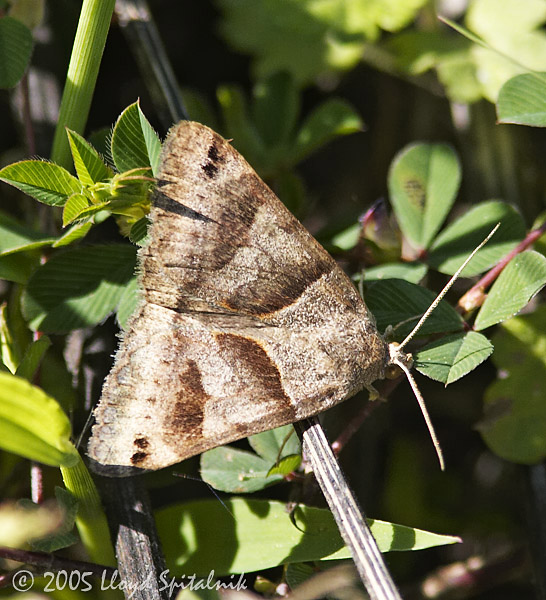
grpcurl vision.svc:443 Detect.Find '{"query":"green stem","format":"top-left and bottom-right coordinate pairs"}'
top-left (61, 457), bottom-right (116, 568)
top-left (50, 0), bottom-right (116, 168)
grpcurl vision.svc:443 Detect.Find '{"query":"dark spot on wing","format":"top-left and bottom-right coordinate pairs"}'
top-left (202, 162), bottom-right (219, 178)
top-left (168, 359), bottom-right (207, 435)
top-left (134, 437), bottom-right (149, 449)
top-left (202, 142), bottom-right (226, 178)
top-left (208, 143), bottom-right (222, 163)
top-left (130, 451), bottom-right (148, 465)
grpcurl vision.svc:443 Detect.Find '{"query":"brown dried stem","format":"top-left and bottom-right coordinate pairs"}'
top-left (0, 546), bottom-right (116, 583)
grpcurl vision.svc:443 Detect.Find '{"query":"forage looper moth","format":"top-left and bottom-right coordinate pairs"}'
top-left (88, 121), bottom-right (413, 476)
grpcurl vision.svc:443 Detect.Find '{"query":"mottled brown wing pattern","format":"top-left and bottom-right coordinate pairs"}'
top-left (141, 122), bottom-right (337, 317)
top-left (88, 122), bottom-right (388, 476)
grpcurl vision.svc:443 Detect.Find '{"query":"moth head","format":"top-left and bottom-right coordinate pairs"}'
top-left (386, 342), bottom-right (412, 377)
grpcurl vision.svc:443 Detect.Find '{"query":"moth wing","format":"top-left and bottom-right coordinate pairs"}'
top-left (88, 122), bottom-right (387, 475)
top-left (142, 120), bottom-right (350, 318)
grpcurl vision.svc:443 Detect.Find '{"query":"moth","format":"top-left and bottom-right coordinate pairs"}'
top-left (88, 121), bottom-right (489, 476)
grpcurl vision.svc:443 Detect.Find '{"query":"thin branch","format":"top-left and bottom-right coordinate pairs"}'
top-left (115, 0), bottom-right (189, 126)
top-left (295, 418), bottom-right (402, 600)
top-left (332, 377), bottom-right (405, 455)
top-left (97, 476), bottom-right (169, 600)
top-left (458, 222), bottom-right (546, 312)
top-left (0, 546), bottom-right (116, 581)
top-left (331, 400), bottom-right (378, 456)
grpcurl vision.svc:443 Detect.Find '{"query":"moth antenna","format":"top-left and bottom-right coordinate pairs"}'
top-left (76, 409), bottom-right (96, 451)
top-left (391, 354), bottom-right (445, 471)
top-left (397, 223), bottom-right (500, 352)
top-left (174, 473), bottom-right (235, 519)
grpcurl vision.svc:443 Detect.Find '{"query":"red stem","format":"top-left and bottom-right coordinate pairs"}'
top-left (458, 222), bottom-right (546, 312)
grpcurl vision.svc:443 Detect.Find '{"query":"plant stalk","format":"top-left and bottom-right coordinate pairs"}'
top-left (50, 0), bottom-right (116, 168)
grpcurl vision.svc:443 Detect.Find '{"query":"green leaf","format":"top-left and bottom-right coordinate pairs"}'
top-left (388, 143), bottom-right (460, 249)
top-left (200, 447), bottom-right (285, 493)
top-left (62, 199), bottom-right (109, 225)
top-left (365, 279), bottom-right (463, 339)
top-left (87, 127), bottom-right (112, 159)
top-left (285, 562), bottom-right (316, 590)
top-left (52, 221), bottom-right (93, 248)
top-left (465, 0), bottom-right (546, 102)
top-left (200, 426), bottom-right (302, 492)
top-left (480, 306), bottom-right (546, 464)
top-left (40, 351), bottom-right (76, 413)
top-left (382, 30), bottom-right (468, 75)
top-left (361, 262), bottom-right (428, 284)
top-left (157, 498), bottom-right (460, 576)
top-left (414, 331), bottom-right (493, 385)
top-left (0, 16), bottom-right (33, 89)
top-left (436, 47), bottom-right (483, 104)
top-left (1, 302), bottom-right (19, 373)
top-left (116, 275), bottom-right (140, 330)
top-left (66, 129), bottom-right (113, 185)
top-left (128, 216), bottom-right (149, 246)
top-left (22, 244), bottom-right (137, 333)
top-left (292, 99), bottom-right (363, 164)
top-left (382, 29), bottom-right (482, 103)
top-left (0, 160), bottom-right (82, 206)
top-left (428, 201), bottom-right (526, 276)
top-left (32, 487), bottom-right (79, 552)
top-left (0, 372), bottom-right (78, 467)
top-left (0, 252), bottom-right (39, 284)
top-left (5, 289), bottom-right (32, 370)
top-left (253, 72), bottom-right (300, 147)
top-left (248, 424), bottom-right (300, 462)
top-left (217, 0), bottom-right (365, 85)
top-left (497, 72), bottom-right (546, 127)
top-left (0, 210), bottom-right (56, 255)
top-left (474, 251), bottom-right (546, 331)
top-left (217, 0), bottom-right (428, 85)
top-left (15, 336), bottom-right (52, 381)
top-left (9, 1), bottom-right (45, 30)
top-left (111, 102), bottom-right (161, 175)
top-left (62, 193), bottom-right (91, 226)
top-left (330, 223), bottom-right (360, 251)
top-left (267, 454), bottom-right (301, 476)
